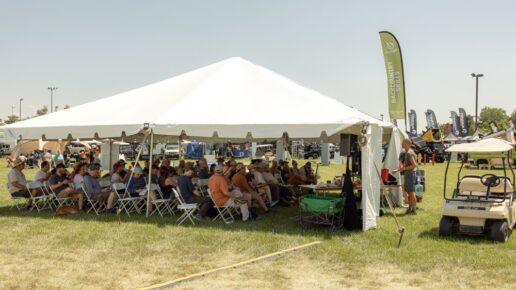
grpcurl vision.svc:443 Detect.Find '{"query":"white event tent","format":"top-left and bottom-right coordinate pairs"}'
top-left (5, 57), bottom-right (398, 230)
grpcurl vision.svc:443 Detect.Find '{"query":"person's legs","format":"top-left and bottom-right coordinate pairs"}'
top-left (106, 191), bottom-right (118, 209)
top-left (404, 172), bottom-right (416, 213)
top-left (250, 191), bottom-right (268, 211)
top-left (260, 186), bottom-right (272, 203)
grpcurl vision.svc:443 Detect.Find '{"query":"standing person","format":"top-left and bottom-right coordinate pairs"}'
top-left (393, 138), bottom-right (418, 215)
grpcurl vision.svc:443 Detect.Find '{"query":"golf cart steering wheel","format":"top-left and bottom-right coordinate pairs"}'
top-left (480, 174), bottom-right (501, 188)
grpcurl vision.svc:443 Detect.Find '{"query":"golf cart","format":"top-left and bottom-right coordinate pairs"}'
top-left (439, 138), bottom-right (515, 242)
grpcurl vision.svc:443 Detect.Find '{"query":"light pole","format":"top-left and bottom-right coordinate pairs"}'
top-left (11, 105), bottom-right (14, 116)
top-left (48, 87), bottom-right (58, 112)
top-left (471, 73), bottom-right (484, 131)
top-left (19, 98), bottom-right (24, 120)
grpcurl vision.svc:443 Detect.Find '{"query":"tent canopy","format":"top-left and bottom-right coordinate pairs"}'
top-left (5, 57), bottom-right (391, 141)
top-left (446, 138), bottom-right (514, 153)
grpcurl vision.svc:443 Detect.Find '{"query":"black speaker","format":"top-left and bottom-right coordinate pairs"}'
top-left (340, 134), bottom-right (357, 156)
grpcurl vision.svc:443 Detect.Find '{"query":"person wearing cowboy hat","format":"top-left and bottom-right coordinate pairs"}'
top-left (7, 156), bottom-right (32, 206)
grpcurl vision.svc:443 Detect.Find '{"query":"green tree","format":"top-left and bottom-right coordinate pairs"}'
top-left (478, 107), bottom-right (510, 133)
top-left (511, 110), bottom-right (516, 128)
top-left (36, 105), bottom-right (48, 116)
top-left (4, 115), bottom-right (19, 124)
top-left (465, 114), bottom-right (475, 134)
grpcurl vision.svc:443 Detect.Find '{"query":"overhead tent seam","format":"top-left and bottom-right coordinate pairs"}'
top-left (4, 56), bottom-right (398, 230)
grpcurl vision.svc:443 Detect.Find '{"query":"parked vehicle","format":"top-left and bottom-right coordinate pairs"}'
top-left (0, 143), bottom-right (11, 155)
top-left (164, 143), bottom-right (180, 159)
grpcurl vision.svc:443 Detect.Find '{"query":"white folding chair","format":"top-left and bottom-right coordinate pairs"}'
top-left (112, 183), bottom-right (143, 216)
top-left (6, 182), bottom-right (27, 210)
top-left (43, 181), bottom-right (76, 209)
top-left (26, 181), bottom-right (52, 212)
top-left (80, 183), bottom-right (106, 215)
top-left (207, 188), bottom-right (235, 224)
top-left (173, 188), bottom-right (197, 225)
top-left (149, 184), bottom-right (173, 217)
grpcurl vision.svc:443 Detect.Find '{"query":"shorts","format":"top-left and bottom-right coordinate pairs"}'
top-left (91, 191), bottom-right (110, 202)
top-left (11, 190), bottom-right (30, 198)
top-left (403, 171), bottom-right (416, 193)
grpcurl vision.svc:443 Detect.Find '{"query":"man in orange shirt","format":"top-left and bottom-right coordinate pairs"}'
top-left (232, 164), bottom-right (270, 212)
top-left (208, 164), bottom-right (250, 221)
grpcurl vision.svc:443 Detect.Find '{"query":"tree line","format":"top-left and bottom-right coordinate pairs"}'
top-left (1, 105), bottom-right (70, 125)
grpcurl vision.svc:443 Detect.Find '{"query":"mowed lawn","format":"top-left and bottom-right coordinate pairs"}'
top-left (0, 158), bottom-right (515, 290)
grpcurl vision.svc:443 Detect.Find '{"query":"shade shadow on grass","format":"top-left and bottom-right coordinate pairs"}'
top-left (0, 205), bottom-right (351, 239)
top-left (418, 227), bottom-right (498, 244)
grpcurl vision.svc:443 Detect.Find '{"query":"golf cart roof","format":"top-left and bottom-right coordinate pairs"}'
top-left (446, 138), bottom-right (514, 153)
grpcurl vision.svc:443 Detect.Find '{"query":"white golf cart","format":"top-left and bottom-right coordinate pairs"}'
top-left (439, 138), bottom-right (515, 242)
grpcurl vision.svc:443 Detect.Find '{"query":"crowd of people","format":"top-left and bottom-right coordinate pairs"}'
top-left (7, 153), bottom-right (320, 222)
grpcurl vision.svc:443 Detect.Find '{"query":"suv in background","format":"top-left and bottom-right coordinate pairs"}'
top-left (164, 144), bottom-right (180, 159)
top-left (0, 143), bottom-right (11, 155)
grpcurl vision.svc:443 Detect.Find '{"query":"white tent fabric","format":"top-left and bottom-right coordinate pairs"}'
top-left (4, 56), bottom-right (395, 230)
top-left (4, 57), bottom-right (390, 140)
top-left (446, 138), bottom-right (514, 153)
top-left (361, 124), bottom-right (383, 231)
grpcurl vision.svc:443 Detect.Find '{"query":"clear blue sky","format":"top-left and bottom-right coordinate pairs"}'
top-left (1, 0), bottom-right (515, 130)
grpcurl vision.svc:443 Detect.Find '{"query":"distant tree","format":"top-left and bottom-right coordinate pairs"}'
top-left (4, 115), bottom-right (19, 124)
top-left (439, 123), bottom-right (452, 136)
top-left (63, 104), bottom-right (70, 109)
top-left (479, 107), bottom-right (510, 133)
top-left (36, 105), bottom-right (48, 116)
top-left (511, 110), bottom-right (516, 128)
top-left (465, 114), bottom-right (475, 134)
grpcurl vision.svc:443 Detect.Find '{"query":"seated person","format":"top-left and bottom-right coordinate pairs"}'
top-left (178, 169), bottom-right (212, 220)
top-left (299, 162), bottom-right (317, 185)
top-left (158, 166), bottom-right (177, 199)
top-left (7, 156), bottom-right (32, 207)
top-left (127, 166), bottom-right (157, 212)
top-left (249, 164), bottom-right (273, 205)
top-left (83, 163), bottom-right (119, 213)
top-left (48, 163), bottom-right (84, 210)
top-left (196, 158), bottom-right (211, 179)
top-left (35, 161), bottom-right (52, 183)
top-left (175, 160), bottom-right (186, 175)
top-left (208, 165), bottom-right (250, 221)
top-left (111, 162), bottom-right (129, 184)
top-left (232, 164), bottom-right (270, 212)
top-left (72, 163), bottom-right (89, 190)
top-left (287, 161), bottom-right (305, 185)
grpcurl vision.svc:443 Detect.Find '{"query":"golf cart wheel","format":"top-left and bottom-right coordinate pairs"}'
top-left (439, 216), bottom-right (457, 236)
top-left (490, 220), bottom-right (509, 242)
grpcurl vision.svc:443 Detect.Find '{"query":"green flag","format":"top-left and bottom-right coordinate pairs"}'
top-left (379, 31), bottom-right (406, 120)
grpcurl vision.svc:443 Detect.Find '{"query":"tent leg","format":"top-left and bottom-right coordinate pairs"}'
top-left (146, 130), bottom-right (154, 217)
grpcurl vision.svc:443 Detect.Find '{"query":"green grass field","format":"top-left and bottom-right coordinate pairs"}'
top-left (0, 159), bottom-right (515, 289)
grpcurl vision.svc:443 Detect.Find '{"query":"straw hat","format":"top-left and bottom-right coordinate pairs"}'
top-left (12, 156), bottom-right (27, 167)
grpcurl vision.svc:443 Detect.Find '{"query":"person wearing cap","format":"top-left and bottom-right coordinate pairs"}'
top-left (7, 156), bottom-right (32, 205)
top-left (83, 163), bottom-right (118, 213)
top-left (208, 164), bottom-right (250, 221)
top-left (127, 165), bottom-right (157, 212)
top-left (232, 164), bottom-right (269, 212)
top-left (48, 163), bottom-right (85, 211)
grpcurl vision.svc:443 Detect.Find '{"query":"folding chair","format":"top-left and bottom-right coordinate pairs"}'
top-left (173, 188), bottom-right (197, 225)
top-left (149, 184), bottom-right (174, 217)
top-left (207, 188), bottom-right (236, 224)
top-left (43, 181), bottom-right (76, 209)
top-left (112, 182), bottom-right (143, 216)
top-left (6, 182), bottom-right (27, 210)
top-left (196, 179), bottom-right (210, 196)
top-left (25, 181), bottom-right (52, 212)
top-left (80, 183), bottom-right (106, 215)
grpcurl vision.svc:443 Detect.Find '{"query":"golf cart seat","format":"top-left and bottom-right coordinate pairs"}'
top-left (458, 176), bottom-right (513, 196)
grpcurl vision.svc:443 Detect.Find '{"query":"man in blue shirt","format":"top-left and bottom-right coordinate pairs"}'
top-left (178, 168), bottom-right (211, 220)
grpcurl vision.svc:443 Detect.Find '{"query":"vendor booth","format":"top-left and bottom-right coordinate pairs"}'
top-left (4, 57), bottom-right (399, 230)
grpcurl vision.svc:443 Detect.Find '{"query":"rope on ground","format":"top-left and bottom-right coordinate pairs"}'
top-left (136, 241), bottom-right (322, 290)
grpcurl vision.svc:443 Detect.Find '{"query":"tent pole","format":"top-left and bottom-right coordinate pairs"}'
top-left (123, 134), bottom-right (148, 197)
top-left (146, 129), bottom-right (154, 217)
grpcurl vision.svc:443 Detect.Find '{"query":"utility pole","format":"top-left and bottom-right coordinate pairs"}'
top-left (19, 98), bottom-right (23, 120)
top-left (470, 73), bottom-right (484, 131)
top-left (48, 86), bottom-right (58, 112)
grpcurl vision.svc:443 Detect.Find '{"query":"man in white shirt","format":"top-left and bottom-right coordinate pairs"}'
top-left (8, 156), bottom-right (32, 207)
top-left (249, 164), bottom-right (273, 206)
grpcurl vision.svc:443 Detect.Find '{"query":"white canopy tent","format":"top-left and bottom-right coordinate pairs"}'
top-left (5, 57), bottom-right (395, 230)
